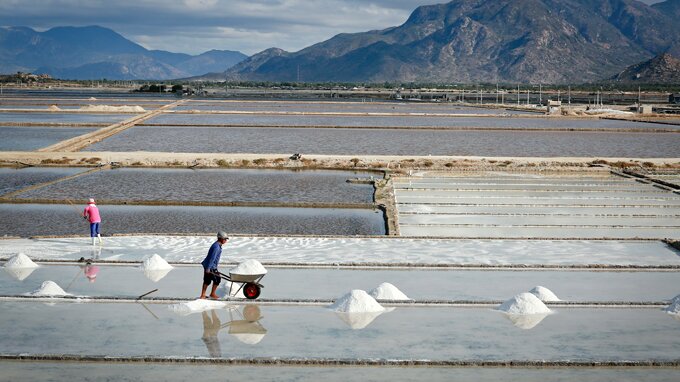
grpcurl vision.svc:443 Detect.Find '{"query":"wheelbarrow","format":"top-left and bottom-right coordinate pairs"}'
top-left (217, 271), bottom-right (265, 300)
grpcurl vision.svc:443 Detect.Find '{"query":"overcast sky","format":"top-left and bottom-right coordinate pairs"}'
top-left (0, 0), bottom-right (666, 56)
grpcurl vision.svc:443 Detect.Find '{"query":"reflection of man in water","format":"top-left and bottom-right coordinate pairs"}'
top-left (201, 310), bottom-right (222, 357)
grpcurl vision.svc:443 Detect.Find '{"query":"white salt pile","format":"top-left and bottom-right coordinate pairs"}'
top-left (28, 281), bottom-right (71, 296)
top-left (664, 294), bottom-right (680, 315)
top-left (329, 290), bottom-right (385, 313)
top-left (529, 286), bottom-right (561, 302)
top-left (141, 254), bottom-right (173, 270)
top-left (48, 105), bottom-right (61, 111)
top-left (79, 105), bottom-right (146, 112)
top-left (498, 292), bottom-right (552, 315)
top-left (4, 253), bottom-right (39, 269)
top-left (230, 259), bottom-right (267, 275)
top-left (369, 282), bottom-right (410, 300)
top-left (168, 299), bottom-right (226, 316)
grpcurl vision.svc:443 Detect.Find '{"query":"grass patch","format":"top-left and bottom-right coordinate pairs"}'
top-left (40, 157), bottom-right (73, 165)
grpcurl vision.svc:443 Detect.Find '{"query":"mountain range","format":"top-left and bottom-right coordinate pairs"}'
top-left (224, 0), bottom-right (680, 84)
top-left (2, 0), bottom-right (680, 83)
top-left (0, 26), bottom-right (247, 80)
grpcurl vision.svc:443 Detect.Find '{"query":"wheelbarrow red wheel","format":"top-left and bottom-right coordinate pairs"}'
top-left (243, 283), bottom-right (261, 300)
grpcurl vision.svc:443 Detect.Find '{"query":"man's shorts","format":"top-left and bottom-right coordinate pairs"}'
top-left (203, 269), bottom-right (221, 286)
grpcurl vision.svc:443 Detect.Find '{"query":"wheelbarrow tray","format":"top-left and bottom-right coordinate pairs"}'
top-left (229, 273), bottom-right (266, 283)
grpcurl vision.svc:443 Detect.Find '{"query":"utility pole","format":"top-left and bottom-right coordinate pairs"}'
top-left (539, 83), bottom-right (542, 104)
top-left (568, 85), bottom-right (571, 106)
top-left (527, 89), bottom-right (530, 106)
top-left (517, 84), bottom-right (520, 106)
top-left (496, 83), bottom-right (499, 104)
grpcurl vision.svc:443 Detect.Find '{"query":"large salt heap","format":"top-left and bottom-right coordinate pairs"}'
top-left (329, 290), bottom-right (385, 313)
top-left (498, 292), bottom-right (552, 315)
top-left (3, 253), bottom-right (39, 281)
top-left (369, 282), bottom-right (410, 300)
top-left (28, 281), bottom-right (71, 296)
top-left (529, 286), bottom-right (561, 302)
top-left (141, 254), bottom-right (173, 282)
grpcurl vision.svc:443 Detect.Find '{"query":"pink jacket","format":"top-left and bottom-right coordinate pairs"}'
top-left (83, 204), bottom-right (101, 223)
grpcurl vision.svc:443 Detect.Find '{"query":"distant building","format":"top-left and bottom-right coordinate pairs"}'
top-left (670, 93), bottom-right (680, 104)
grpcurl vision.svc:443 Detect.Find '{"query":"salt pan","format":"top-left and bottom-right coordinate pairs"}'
top-left (230, 259), bottom-right (267, 275)
top-left (498, 292), bottom-right (552, 315)
top-left (28, 281), bottom-right (71, 296)
top-left (141, 254), bottom-right (173, 270)
top-left (665, 294), bottom-right (680, 315)
top-left (329, 290), bottom-right (385, 313)
top-left (529, 286), bottom-right (560, 302)
top-left (4, 253), bottom-right (39, 269)
top-left (369, 282), bottom-right (410, 300)
top-left (168, 299), bottom-right (226, 316)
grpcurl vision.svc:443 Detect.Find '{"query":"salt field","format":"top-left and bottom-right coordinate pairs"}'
top-left (14, 168), bottom-right (376, 204)
top-left (83, 126), bottom-right (680, 157)
top-left (395, 173), bottom-right (680, 239)
top-left (0, 112), bottom-right (134, 124)
top-left (0, 167), bottom-right (86, 195)
top-left (1, 90), bottom-right (679, 377)
top-left (145, 113), bottom-right (676, 130)
top-left (0, 204), bottom-right (385, 236)
top-left (0, 126), bottom-right (98, 151)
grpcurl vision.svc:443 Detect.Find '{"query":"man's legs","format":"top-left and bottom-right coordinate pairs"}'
top-left (200, 282), bottom-right (210, 299)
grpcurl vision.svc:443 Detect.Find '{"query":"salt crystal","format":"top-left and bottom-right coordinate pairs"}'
top-left (28, 281), bottom-right (71, 296)
top-left (665, 294), bottom-right (680, 315)
top-left (230, 259), bottom-right (267, 275)
top-left (3, 253), bottom-right (39, 269)
top-left (498, 292), bottom-right (552, 315)
top-left (529, 286), bottom-right (560, 302)
top-left (329, 290), bottom-right (385, 313)
top-left (369, 282), bottom-right (410, 300)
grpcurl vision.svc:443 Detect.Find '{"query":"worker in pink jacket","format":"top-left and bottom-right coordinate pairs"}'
top-left (83, 198), bottom-right (102, 245)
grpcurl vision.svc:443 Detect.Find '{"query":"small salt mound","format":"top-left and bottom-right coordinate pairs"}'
top-left (529, 286), bottom-right (560, 302)
top-left (48, 105), bottom-right (61, 111)
top-left (79, 105), bottom-right (146, 112)
top-left (28, 281), bottom-right (71, 296)
top-left (230, 259), bottom-right (267, 275)
top-left (369, 282), bottom-right (410, 300)
top-left (665, 294), bottom-right (680, 315)
top-left (4, 253), bottom-right (39, 269)
top-left (141, 254), bottom-right (173, 270)
top-left (498, 292), bottom-right (552, 315)
top-left (168, 299), bottom-right (226, 316)
top-left (329, 290), bottom-right (385, 313)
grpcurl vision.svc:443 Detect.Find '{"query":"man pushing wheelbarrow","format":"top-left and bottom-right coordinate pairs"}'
top-left (199, 232), bottom-right (266, 300)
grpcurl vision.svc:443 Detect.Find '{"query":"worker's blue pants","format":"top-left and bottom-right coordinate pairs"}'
top-left (90, 222), bottom-right (100, 237)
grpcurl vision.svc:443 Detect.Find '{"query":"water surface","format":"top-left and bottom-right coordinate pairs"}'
top-left (0, 126), bottom-right (97, 151)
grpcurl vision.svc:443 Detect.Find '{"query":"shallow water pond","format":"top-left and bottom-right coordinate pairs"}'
top-left (0, 126), bottom-right (97, 151)
top-left (0, 302), bottom-right (677, 361)
top-left (16, 168), bottom-right (376, 204)
top-left (84, 126), bottom-right (680, 157)
top-left (0, 204), bottom-right (385, 237)
top-left (0, 167), bottom-right (86, 196)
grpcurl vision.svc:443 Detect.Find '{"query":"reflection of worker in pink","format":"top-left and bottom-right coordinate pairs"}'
top-left (84, 264), bottom-right (100, 283)
top-left (83, 198), bottom-right (102, 245)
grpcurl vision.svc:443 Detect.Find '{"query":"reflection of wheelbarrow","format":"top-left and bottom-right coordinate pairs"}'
top-left (217, 271), bottom-right (265, 299)
top-left (221, 305), bottom-right (267, 345)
